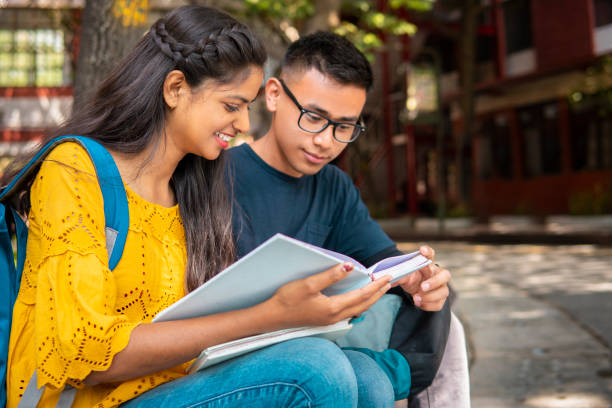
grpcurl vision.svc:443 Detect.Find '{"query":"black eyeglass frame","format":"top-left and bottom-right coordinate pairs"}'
top-left (278, 78), bottom-right (366, 143)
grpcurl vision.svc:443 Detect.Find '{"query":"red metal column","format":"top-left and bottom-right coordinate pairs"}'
top-left (401, 34), bottom-right (418, 215)
top-left (381, 39), bottom-right (396, 215)
top-left (493, 0), bottom-right (507, 80)
top-left (405, 125), bottom-right (418, 214)
top-left (508, 109), bottom-right (523, 180)
top-left (557, 99), bottom-right (573, 175)
top-left (378, 0), bottom-right (396, 216)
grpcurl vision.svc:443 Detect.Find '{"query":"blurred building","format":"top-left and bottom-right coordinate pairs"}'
top-left (398, 0), bottom-right (612, 217)
top-left (2, 0), bottom-right (611, 216)
top-left (0, 0), bottom-right (179, 170)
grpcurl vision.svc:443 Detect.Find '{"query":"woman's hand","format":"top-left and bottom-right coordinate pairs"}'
top-left (265, 262), bottom-right (392, 328)
top-left (85, 262), bottom-right (390, 386)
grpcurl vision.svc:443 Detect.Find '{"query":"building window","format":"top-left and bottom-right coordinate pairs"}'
top-left (517, 102), bottom-right (561, 177)
top-left (477, 114), bottom-right (513, 180)
top-left (570, 96), bottom-right (612, 170)
top-left (0, 9), bottom-right (75, 87)
top-left (594, 0), bottom-right (612, 27)
top-left (503, 0), bottom-right (533, 54)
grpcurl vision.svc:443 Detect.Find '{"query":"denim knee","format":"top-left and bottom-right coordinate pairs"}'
top-left (274, 337), bottom-right (359, 407)
top-left (343, 350), bottom-right (395, 408)
top-left (122, 337), bottom-right (359, 408)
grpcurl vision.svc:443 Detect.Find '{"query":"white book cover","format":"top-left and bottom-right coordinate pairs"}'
top-left (153, 233), bottom-right (431, 323)
top-left (187, 318), bottom-right (353, 372)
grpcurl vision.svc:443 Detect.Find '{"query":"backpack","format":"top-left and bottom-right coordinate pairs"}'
top-left (0, 135), bottom-right (130, 408)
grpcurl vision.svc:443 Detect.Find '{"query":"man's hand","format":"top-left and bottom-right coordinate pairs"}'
top-left (393, 245), bottom-right (451, 311)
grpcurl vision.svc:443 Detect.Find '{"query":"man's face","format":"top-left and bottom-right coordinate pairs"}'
top-left (263, 68), bottom-right (367, 177)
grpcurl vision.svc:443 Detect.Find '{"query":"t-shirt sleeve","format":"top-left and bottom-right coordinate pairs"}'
top-left (325, 168), bottom-right (396, 264)
top-left (27, 143), bottom-right (138, 388)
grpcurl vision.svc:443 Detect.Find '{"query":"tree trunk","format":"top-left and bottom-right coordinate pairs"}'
top-left (456, 0), bottom-right (478, 206)
top-left (302, 0), bottom-right (342, 34)
top-left (73, 0), bottom-right (149, 109)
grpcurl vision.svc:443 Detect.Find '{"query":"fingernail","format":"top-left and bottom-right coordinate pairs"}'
top-left (422, 282), bottom-right (430, 291)
top-left (342, 262), bottom-right (353, 272)
top-left (414, 295), bottom-right (422, 305)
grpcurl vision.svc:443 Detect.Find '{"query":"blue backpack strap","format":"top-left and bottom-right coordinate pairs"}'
top-left (70, 136), bottom-right (129, 271)
top-left (0, 204), bottom-right (17, 408)
top-left (1, 136), bottom-right (80, 408)
top-left (0, 136), bottom-right (76, 408)
top-left (0, 136), bottom-right (78, 201)
top-left (1, 136), bottom-right (128, 408)
top-left (1, 135), bottom-right (129, 270)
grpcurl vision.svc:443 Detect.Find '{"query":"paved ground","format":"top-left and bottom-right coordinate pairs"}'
top-left (381, 216), bottom-right (612, 246)
top-left (396, 241), bottom-right (612, 408)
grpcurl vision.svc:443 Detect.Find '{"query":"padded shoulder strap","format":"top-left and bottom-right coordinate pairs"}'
top-left (67, 136), bottom-right (129, 271)
top-left (0, 136), bottom-right (74, 201)
top-left (0, 135), bottom-right (129, 271)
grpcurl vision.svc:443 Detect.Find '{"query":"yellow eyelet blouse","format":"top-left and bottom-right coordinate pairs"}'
top-left (7, 142), bottom-right (189, 408)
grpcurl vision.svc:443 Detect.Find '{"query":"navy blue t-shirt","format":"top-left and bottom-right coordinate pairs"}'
top-left (224, 143), bottom-right (450, 400)
top-left (227, 143), bottom-right (396, 263)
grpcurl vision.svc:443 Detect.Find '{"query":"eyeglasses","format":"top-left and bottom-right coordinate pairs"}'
top-left (278, 78), bottom-right (366, 143)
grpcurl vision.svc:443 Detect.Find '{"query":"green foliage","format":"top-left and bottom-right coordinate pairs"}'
top-left (447, 203), bottom-right (471, 218)
top-left (512, 201), bottom-right (533, 216)
top-left (236, 0), bottom-right (431, 57)
top-left (333, 22), bottom-right (382, 61)
top-left (568, 185), bottom-right (612, 215)
top-left (364, 12), bottom-right (417, 35)
top-left (568, 55), bottom-right (612, 116)
top-left (339, 0), bottom-right (421, 56)
top-left (365, 200), bottom-right (391, 219)
top-left (243, 0), bottom-right (314, 20)
top-left (390, 0), bottom-right (435, 12)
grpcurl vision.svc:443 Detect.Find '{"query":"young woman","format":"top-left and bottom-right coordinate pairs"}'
top-left (3, 6), bottom-right (393, 408)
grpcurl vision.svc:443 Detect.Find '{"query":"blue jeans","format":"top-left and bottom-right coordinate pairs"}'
top-left (121, 337), bottom-right (394, 408)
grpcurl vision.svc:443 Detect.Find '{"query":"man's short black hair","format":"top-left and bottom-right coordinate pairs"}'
top-left (281, 31), bottom-right (373, 91)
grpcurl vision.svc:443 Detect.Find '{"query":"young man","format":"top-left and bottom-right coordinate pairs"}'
top-left (226, 32), bottom-right (469, 407)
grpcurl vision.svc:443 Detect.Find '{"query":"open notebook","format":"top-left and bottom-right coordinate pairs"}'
top-left (154, 233), bottom-right (431, 323)
top-left (153, 233), bottom-right (431, 369)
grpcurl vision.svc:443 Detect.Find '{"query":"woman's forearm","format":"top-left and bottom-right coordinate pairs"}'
top-left (84, 300), bottom-right (282, 385)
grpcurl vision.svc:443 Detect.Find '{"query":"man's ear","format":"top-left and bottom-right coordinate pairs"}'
top-left (163, 70), bottom-right (188, 109)
top-left (265, 77), bottom-right (282, 112)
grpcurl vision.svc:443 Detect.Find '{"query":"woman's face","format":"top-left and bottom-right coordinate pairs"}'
top-left (165, 66), bottom-right (264, 160)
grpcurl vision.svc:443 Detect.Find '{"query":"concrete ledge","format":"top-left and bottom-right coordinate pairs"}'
top-left (377, 216), bottom-right (612, 246)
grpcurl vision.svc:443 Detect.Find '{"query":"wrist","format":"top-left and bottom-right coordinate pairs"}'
top-left (251, 297), bottom-right (289, 332)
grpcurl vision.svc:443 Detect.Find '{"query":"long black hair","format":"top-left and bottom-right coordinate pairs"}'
top-left (1, 5), bottom-right (267, 291)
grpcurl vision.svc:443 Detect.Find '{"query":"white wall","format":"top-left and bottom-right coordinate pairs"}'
top-left (505, 48), bottom-right (536, 77)
top-left (0, 96), bottom-right (72, 129)
top-left (595, 24), bottom-right (612, 55)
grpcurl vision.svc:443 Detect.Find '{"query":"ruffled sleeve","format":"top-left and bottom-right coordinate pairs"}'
top-left (27, 142), bottom-right (138, 388)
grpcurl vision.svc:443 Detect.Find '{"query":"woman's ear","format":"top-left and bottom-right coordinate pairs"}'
top-left (265, 77), bottom-right (282, 112)
top-left (163, 70), bottom-right (187, 109)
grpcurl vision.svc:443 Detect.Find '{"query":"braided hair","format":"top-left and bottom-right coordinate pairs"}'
top-left (2, 6), bottom-right (267, 291)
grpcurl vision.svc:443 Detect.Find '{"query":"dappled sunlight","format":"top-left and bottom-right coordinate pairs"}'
top-left (525, 392), bottom-right (611, 408)
top-left (507, 309), bottom-right (553, 320)
top-left (582, 281), bottom-right (612, 292)
top-left (422, 243), bottom-right (612, 298)
top-left (401, 241), bottom-right (612, 408)
top-left (459, 283), bottom-right (509, 299)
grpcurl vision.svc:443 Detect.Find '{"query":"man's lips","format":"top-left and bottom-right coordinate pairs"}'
top-left (303, 149), bottom-right (327, 164)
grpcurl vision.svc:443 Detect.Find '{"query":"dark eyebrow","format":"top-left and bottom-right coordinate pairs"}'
top-left (227, 94), bottom-right (257, 104)
top-left (303, 103), bottom-right (359, 123)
